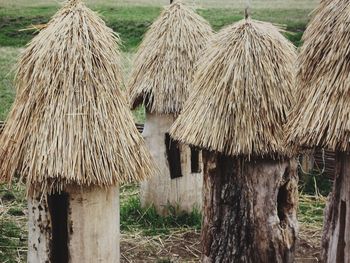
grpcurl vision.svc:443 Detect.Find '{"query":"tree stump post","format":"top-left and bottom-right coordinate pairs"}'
top-left (201, 151), bottom-right (299, 263)
top-left (301, 150), bottom-right (315, 174)
top-left (322, 152), bottom-right (350, 263)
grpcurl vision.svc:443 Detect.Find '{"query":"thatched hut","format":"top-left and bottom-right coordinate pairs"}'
top-left (0, 1), bottom-right (155, 262)
top-left (128, 0), bottom-right (212, 214)
top-left (170, 18), bottom-right (298, 262)
top-left (286, 0), bottom-right (350, 261)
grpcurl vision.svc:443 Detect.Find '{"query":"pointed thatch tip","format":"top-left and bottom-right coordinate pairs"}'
top-left (67, 0), bottom-right (82, 4)
top-left (170, 19), bottom-right (296, 158)
top-left (0, 0), bottom-right (156, 196)
top-left (127, 0), bottom-right (213, 115)
top-left (285, 0), bottom-right (350, 153)
top-left (64, 0), bottom-right (84, 9)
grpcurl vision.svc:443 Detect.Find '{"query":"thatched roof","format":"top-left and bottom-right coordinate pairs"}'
top-left (286, 0), bottom-right (350, 152)
top-left (127, 1), bottom-right (213, 115)
top-left (0, 0), bottom-right (155, 196)
top-left (170, 19), bottom-right (296, 158)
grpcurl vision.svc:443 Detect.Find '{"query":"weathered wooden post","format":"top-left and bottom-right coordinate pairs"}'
top-left (0, 1), bottom-right (155, 262)
top-left (285, 0), bottom-right (350, 262)
top-left (127, 0), bottom-right (212, 215)
top-left (170, 18), bottom-right (298, 262)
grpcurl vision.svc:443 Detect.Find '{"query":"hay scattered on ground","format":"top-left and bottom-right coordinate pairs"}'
top-left (285, 0), bottom-right (350, 152)
top-left (0, 0), bottom-right (156, 197)
top-left (128, 0), bottom-right (213, 114)
top-left (121, 229), bottom-right (201, 262)
top-left (0, 183), bottom-right (325, 263)
top-left (170, 19), bottom-right (296, 158)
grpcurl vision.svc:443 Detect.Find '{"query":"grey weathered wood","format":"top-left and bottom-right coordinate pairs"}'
top-left (322, 152), bottom-right (350, 263)
top-left (141, 113), bottom-right (203, 215)
top-left (27, 194), bottom-right (52, 263)
top-left (27, 186), bottom-right (120, 263)
top-left (68, 186), bottom-right (120, 263)
top-left (201, 151), bottom-right (298, 263)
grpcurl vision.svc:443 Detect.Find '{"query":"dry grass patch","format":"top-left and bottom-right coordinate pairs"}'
top-left (1, 183), bottom-right (325, 263)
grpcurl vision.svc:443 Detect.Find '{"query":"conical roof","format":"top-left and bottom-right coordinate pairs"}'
top-left (286, 0), bottom-right (350, 152)
top-left (170, 19), bottom-right (296, 158)
top-left (0, 0), bottom-right (155, 196)
top-left (127, 1), bottom-right (213, 115)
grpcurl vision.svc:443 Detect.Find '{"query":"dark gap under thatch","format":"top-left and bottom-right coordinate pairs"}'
top-left (190, 147), bottom-right (201, 173)
top-left (165, 133), bottom-right (182, 179)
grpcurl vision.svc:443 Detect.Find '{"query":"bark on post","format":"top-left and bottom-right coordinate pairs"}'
top-left (301, 150), bottom-right (315, 174)
top-left (322, 152), bottom-right (350, 263)
top-left (201, 151), bottom-right (299, 263)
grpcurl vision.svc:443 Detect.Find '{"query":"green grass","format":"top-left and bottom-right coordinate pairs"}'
top-left (0, 0), bottom-right (319, 9)
top-left (0, 5), bottom-right (312, 51)
top-left (0, 47), bottom-right (18, 121)
top-left (298, 195), bottom-right (326, 227)
top-left (120, 195), bottom-right (202, 236)
top-left (133, 106), bottom-right (146, 124)
top-left (0, 5), bottom-right (161, 51)
top-left (299, 169), bottom-right (333, 197)
top-left (0, 184), bottom-right (27, 263)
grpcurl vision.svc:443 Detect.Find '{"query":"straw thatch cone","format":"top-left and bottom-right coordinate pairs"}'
top-left (170, 18), bottom-right (298, 262)
top-left (285, 0), bottom-right (350, 261)
top-left (128, 0), bottom-right (213, 114)
top-left (128, 0), bottom-right (212, 215)
top-left (0, 0), bottom-right (156, 262)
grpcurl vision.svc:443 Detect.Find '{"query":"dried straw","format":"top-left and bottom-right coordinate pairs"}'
top-left (285, 0), bottom-right (350, 152)
top-left (127, 0), bottom-right (213, 114)
top-left (0, 0), bottom-right (156, 196)
top-left (170, 19), bottom-right (296, 158)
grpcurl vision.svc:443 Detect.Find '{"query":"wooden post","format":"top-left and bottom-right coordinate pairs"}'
top-left (27, 186), bottom-right (120, 263)
top-left (322, 152), bottom-right (350, 262)
top-left (141, 113), bottom-right (203, 215)
top-left (68, 186), bottom-right (120, 263)
top-left (27, 194), bottom-right (52, 263)
top-left (201, 151), bottom-right (298, 262)
top-left (301, 149), bottom-right (315, 174)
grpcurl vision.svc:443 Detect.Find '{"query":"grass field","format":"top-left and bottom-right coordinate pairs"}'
top-left (0, 0), bottom-right (316, 50)
top-left (0, 0), bottom-right (317, 121)
top-left (0, 47), bottom-right (17, 121)
top-left (0, 0), bottom-right (319, 9)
